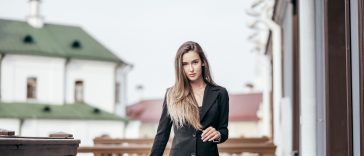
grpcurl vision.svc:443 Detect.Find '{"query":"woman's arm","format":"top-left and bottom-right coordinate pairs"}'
top-left (216, 88), bottom-right (229, 144)
top-left (200, 88), bottom-right (230, 143)
top-left (150, 91), bottom-right (172, 156)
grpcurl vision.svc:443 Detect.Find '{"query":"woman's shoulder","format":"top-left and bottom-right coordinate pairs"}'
top-left (210, 84), bottom-right (228, 94)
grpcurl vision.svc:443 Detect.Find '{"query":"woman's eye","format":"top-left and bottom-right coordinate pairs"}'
top-left (192, 61), bottom-right (198, 64)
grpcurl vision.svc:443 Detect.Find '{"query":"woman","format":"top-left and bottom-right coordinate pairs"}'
top-left (150, 41), bottom-right (229, 156)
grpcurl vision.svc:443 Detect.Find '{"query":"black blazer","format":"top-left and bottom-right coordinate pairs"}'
top-left (150, 84), bottom-right (229, 156)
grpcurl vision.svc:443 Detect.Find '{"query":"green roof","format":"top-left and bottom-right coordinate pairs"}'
top-left (0, 18), bottom-right (124, 63)
top-left (0, 102), bottom-right (127, 121)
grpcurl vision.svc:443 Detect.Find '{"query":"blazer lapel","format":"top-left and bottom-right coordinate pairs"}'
top-left (199, 84), bottom-right (219, 121)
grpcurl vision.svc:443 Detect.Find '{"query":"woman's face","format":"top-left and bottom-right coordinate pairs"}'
top-left (182, 51), bottom-right (204, 82)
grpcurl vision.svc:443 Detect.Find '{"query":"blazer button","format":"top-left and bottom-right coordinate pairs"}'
top-left (192, 134), bottom-right (196, 137)
top-left (191, 152), bottom-right (196, 156)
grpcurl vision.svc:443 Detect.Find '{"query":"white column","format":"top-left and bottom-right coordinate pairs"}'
top-left (261, 55), bottom-right (272, 137)
top-left (254, 17), bottom-right (282, 156)
top-left (350, 0), bottom-right (361, 155)
top-left (271, 21), bottom-right (282, 156)
top-left (299, 0), bottom-right (317, 155)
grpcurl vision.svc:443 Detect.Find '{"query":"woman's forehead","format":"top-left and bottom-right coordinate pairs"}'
top-left (182, 51), bottom-right (200, 62)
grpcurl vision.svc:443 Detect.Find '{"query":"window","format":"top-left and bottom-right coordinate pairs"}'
top-left (27, 77), bottom-right (37, 99)
top-left (115, 82), bottom-right (120, 103)
top-left (74, 80), bottom-right (84, 103)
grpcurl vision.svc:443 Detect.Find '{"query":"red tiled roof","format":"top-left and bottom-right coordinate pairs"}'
top-left (127, 99), bottom-right (164, 123)
top-left (127, 92), bottom-right (262, 123)
top-left (228, 93), bottom-right (262, 121)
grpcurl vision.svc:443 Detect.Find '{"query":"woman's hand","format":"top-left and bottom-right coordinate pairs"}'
top-left (201, 126), bottom-right (221, 142)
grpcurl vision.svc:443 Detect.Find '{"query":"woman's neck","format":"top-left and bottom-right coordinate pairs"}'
top-left (190, 78), bottom-right (206, 90)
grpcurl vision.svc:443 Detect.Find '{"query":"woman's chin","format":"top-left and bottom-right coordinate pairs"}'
top-left (188, 77), bottom-right (202, 82)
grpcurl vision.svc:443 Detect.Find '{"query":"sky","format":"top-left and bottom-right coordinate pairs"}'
top-left (0, 0), bottom-right (258, 105)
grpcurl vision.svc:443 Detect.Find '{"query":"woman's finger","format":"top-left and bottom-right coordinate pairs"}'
top-left (203, 131), bottom-right (217, 142)
top-left (202, 128), bottom-right (217, 141)
top-left (208, 132), bottom-right (219, 141)
top-left (202, 129), bottom-right (214, 140)
top-left (201, 127), bottom-right (213, 137)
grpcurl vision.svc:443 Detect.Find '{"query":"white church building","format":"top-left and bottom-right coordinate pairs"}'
top-left (0, 0), bottom-right (131, 146)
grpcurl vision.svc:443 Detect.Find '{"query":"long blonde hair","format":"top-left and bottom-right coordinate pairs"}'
top-left (167, 41), bottom-right (216, 130)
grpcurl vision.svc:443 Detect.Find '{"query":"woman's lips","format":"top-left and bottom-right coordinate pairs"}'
top-left (189, 73), bottom-right (196, 77)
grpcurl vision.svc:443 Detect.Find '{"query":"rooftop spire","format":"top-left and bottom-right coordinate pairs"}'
top-left (26, 0), bottom-right (44, 28)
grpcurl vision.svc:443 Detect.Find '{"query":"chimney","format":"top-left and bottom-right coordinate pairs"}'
top-left (26, 0), bottom-right (44, 28)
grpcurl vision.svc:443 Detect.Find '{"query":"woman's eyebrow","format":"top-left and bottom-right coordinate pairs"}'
top-left (183, 59), bottom-right (198, 63)
top-left (182, 59), bottom-right (200, 64)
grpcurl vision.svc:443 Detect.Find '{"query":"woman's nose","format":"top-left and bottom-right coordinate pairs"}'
top-left (189, 64), bottom-right (194, 71)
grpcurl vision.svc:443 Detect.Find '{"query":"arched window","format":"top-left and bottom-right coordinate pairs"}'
top-left (74, 80), bottom-right (84, 103)
top-left (27, 77), bottom-right (37, 99)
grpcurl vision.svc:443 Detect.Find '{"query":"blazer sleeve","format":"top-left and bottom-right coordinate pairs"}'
top-left (150, 90), bottom-right (173, 156)
top-left (216, 88), bottom-right (229, 144)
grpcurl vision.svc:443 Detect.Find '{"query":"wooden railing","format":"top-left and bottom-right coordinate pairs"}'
top-left (92, 136), bottom-right (270, 145)
top-left (78, 136), bottom-right (276, 156)
top-left (0, 129), bottom-right (80, 156)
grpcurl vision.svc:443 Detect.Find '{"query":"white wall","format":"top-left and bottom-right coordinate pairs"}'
top-left (1, 55), bottom-right (123, 113)
top-left (1, 54), bottom-right (65, 104)
top-left (20, 119), bottom-right (124, 146)
top-left (66, 59), bottom-right (117, 112)
top-left (115, 65), bottom-right (132, 117)
top-left (139, 123), bottom-right (159, 138)
top-left (125, 120), bottom-right (141, 138)
top-left (0, 118), bottom-right (20, 134)
top-left (229, 121), bottom-right (261, 138)
top-left (115, 67), bottom-right (124, 117)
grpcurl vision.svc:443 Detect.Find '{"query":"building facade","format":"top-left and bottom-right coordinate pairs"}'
top-left (260, 0), bottom-right (364, 155)
top-left (0, 0), bottom-right (131, 146)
